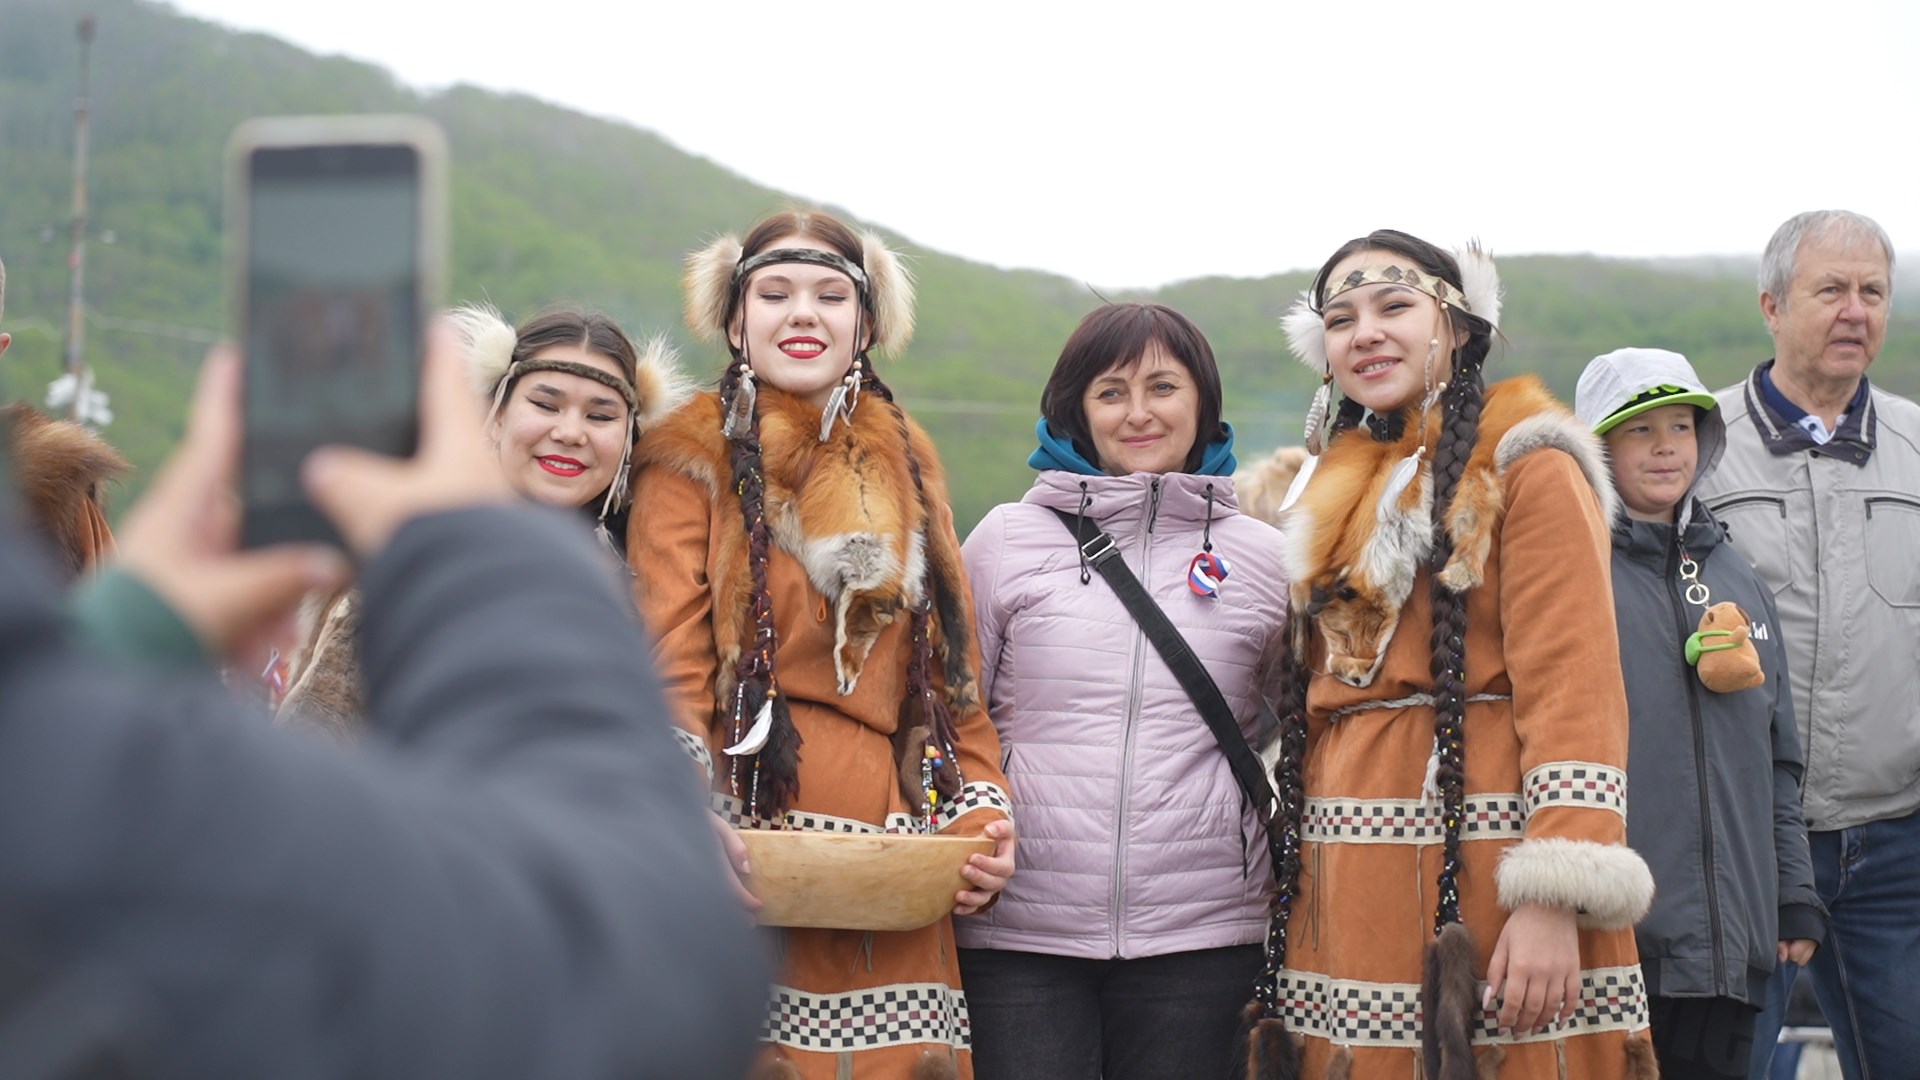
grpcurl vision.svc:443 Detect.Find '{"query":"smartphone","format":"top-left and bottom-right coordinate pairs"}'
top-left (227, 115), bottom-right (447, 548)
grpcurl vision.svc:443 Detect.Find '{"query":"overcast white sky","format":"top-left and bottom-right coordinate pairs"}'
top-left (167, 0), bottom-right (1918, 289)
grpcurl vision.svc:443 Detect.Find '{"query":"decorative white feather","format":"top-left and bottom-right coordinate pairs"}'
top-left (859, 229), bottom-right (917, 356)
top-left (448, 303), bottom-right (519, 397)
top-left (630, 334), bottom-right (696, 431)
top-left (682, 233), bottom-right (744, 342)
top-left (1456, 240), bottom-right (1502, 329)
top-left (1280, 291), bottom-right (1327, 375)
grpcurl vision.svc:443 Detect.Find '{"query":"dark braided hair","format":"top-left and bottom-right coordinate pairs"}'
top-left (717, 359), bottom-right (801, 817)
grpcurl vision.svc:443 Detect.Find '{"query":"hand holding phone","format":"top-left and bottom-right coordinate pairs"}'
top-left (227, 115), bottom-right (447, 548)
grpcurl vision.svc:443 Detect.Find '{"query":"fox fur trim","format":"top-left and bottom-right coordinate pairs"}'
top-left (1281, 377), bottom-right (1609, 684)
top-left (681, 228), bottom-right (916, 357)
top-left (2, 402), bottom-right (128, 580)
top-left (635, 387), bottom-right (979, 714)
top-left (1281, 242), bottom-right (1502, 377)
top-left (275, 584), bottom-right (363, 744)
top-left (1494, 836), bottom-right (1655, 930)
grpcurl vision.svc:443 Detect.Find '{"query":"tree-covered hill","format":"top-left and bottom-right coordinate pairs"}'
top-left (5, 0), bottom-right (1917, 534)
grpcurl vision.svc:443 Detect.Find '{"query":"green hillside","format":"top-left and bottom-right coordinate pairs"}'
top-left (5, 0), bottom-right (1918, 534)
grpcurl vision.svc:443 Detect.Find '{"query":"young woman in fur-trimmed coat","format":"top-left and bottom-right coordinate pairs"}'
top-left (627, 210), bottom-right (1016, 1080)
top-left (1236, 230), bottom-right (1657, 1079)
top-left (276, 306), bottom-right (686, 736)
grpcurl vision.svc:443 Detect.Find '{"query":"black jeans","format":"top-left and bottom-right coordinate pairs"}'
top-left (958, 945), bottom-right (1261, 1080)
top-left (1649, 993), bottom-right (1760, 1080)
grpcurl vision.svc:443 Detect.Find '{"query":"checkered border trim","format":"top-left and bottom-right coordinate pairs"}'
top-left (1523, 761), bottom-right (1627, 819)
top-left (1302, 794), bottom-right (1526, 845)
top-left (672, 727), bottom-right (715, 783)
top-left (885, 781), bottom-right (1013, 834)
top-left (713, 782), bottom-right (1012, 837)
top-left (763, 981), bottom-right (970, 1052)
top-left (1277, 964), bottom-right (1647, 1046)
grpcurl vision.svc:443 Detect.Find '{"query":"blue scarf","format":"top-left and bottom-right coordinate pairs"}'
top-left (1026, 418), bottom-right (1238, 476)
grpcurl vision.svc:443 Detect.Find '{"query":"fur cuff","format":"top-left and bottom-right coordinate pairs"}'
top-left (1494, 837), bottom-right (1653, 930)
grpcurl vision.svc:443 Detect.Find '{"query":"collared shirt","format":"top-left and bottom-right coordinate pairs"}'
top-left (1745, 360), bottom-right (1875, 465)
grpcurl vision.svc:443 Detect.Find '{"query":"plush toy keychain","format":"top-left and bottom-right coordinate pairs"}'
top-left (1678, 553), bottom-right (1766, 693)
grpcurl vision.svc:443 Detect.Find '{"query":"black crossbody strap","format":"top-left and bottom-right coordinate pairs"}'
top-left (1050, 508), bottom-right (1283, 868)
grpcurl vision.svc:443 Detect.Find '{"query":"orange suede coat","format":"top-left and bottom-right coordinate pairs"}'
top-left (1279, 389), bottom-right (1656, 1077)
top-left (629, 389), bottom-right (1010, 1080)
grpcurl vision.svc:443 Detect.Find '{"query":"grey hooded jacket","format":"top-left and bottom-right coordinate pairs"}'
top-left (1577, 347), bottom-right (1825, 1003)
top-left (1697, 364), bottom-right (1920, 831)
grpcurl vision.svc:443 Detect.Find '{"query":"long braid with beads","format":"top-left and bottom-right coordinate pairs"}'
top-left (1424, 330), bottom-right (1489, 930)
top-left (860, 366), bottom-right (965, 814)
top-left (719, 360), bottom-right (802, 818)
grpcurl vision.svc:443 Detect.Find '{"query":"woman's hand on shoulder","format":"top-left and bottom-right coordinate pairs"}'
top-left (1484, 901), bottom-right (1581, 1035)
top-left (953, 818), bottom-right (1017, 917)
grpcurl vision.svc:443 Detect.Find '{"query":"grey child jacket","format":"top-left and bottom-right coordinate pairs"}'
top-left (1611, 502), bottom-right (1826, 1004)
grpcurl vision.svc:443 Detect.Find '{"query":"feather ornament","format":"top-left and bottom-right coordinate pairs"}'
top-left (1457, 240), bottom-right (1502, 329)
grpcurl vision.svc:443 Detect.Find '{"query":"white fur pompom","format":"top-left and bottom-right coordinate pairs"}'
top-left (682, 233), bottom-right (744, 342)
top-left (1457, 240), bottom-right (1502, 330)
top-left (448, 303), bottom-right (519, 397)
top-left (1281, 291), bottom-right (1328, 375)
top-left (631, 334), bottom-right (696, 431)
top-left (859, 229), bottom-right (917, 356)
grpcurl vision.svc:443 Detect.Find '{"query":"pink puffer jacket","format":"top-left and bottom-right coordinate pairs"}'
top-left (956, 470), bottom-right (1288, 959)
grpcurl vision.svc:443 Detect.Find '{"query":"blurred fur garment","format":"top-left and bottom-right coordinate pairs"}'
top-left (2, 402), bottom-right (127, 581)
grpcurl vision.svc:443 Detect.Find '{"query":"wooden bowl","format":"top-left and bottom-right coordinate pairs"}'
top-left (733, 829), bottom-right (995, 932)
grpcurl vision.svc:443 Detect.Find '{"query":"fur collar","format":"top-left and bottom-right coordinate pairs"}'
top-left (637, 387), bottom-right (979, 712)
top-left (1280, 376), bottom-right (1613, 684)
top-left (3, 403), bottom-right (128, 580)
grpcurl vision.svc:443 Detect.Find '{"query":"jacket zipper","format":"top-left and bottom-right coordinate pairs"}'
top-left (1109, 478), bottom-right (1160, 958)
top-left (1666, 540), bottom-right (1726, 993)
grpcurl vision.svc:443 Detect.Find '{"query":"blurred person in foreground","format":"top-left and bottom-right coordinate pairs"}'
top-left (0, 329), bottom-right (766, 1078)
top-left (1694, 210), bottom-right (1919, 1080)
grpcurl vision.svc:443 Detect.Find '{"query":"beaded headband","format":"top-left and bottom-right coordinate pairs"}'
top-left (1281, 241), bottom-right (1502, 378)
top-left (1318, 263), bottom-right (1470, 312)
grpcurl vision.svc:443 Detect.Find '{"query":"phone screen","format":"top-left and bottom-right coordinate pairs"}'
top-left (241, 143), bottom-right (422, 547)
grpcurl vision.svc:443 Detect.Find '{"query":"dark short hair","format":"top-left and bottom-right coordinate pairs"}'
top-left (1039, 303), bottom-right (1224, 473)
top-left (506, 309), bottom-right (640, 400)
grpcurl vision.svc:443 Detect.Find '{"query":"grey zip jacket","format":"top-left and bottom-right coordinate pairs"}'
top-left (1698, 365), bottom-right (1920, 831)
top-left (1611, 502), bottom-right (1826, 1004)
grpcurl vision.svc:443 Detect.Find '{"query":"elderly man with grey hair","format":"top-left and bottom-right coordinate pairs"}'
top-left (1697, 210), bottom-right (1917, 1080)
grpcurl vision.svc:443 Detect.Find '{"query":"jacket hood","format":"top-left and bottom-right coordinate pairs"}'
top-left (1027, 418), bottom-right (1238, 477)
top-left (1575, 347), bottom-right (1726, 527)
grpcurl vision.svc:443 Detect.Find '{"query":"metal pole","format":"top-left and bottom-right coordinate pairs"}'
top-left (61, 15), bottom-right (95, 421)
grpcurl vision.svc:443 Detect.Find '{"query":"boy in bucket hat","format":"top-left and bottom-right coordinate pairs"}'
top-left (1576, 347), bottom-right (1826, 1079)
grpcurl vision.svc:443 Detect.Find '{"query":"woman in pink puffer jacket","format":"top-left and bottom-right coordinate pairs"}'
top-left (956, 303), bottom-right (1290, 1079)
